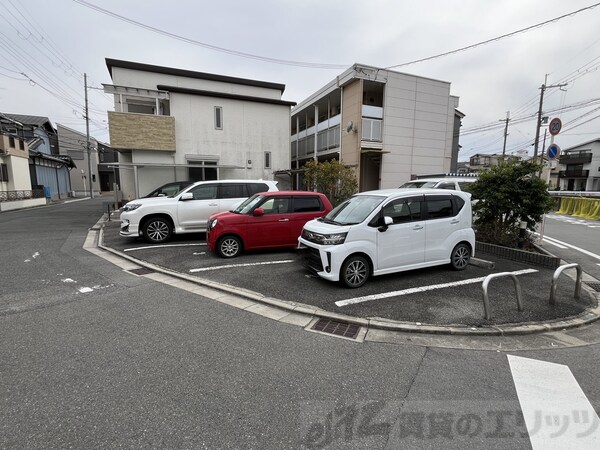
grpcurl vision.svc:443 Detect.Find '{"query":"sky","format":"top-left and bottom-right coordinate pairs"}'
top-left (1, 0), bottom-right (599, 162)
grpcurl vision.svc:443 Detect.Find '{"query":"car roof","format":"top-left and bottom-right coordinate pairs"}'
top-left (412, 177), bottom-right (477, 182)
top-left (357, 188), bottom-right (470, 198)
top-left (258, 190), bottom-right (325, 196)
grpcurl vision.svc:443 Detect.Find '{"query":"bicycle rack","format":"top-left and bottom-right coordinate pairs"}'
top-left (481, 272), bottom-right (524, 320)
top-left (549, 263), bottom-right (582, 305)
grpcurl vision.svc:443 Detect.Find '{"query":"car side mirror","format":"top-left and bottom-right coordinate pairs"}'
top-left (253, 208), bottom-right (265, 217)
top-left (378, 216), bottom-right (393, 232)
top-left (180, 192), bottom-right (194, 201)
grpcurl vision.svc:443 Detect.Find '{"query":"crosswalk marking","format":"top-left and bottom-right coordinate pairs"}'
top-left (508, 355), bottom-right (600, 449)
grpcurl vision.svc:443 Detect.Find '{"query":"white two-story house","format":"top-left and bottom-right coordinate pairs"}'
top-left (103, 59), bottom-right (296, 199)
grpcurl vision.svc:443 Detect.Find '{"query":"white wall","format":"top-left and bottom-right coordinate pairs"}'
top-left (380, 71), bottom-right (453, 188)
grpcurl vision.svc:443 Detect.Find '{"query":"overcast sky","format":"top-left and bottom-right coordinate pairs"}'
top-left (1, 0), bottom-right (599, 162)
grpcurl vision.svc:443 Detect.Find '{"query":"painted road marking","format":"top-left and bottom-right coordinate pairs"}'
top-left (124, 243), bottom-right (206, 252)
top-left (508, 355), bottom-right (600, 448)
top-left (189, 260), bottom-right (294, 273)
top-left (541, 239), bottom-right (567, 249)
top-left (539, 234), bottom-right (600, 261)
top-left (335, 269), bottom-right (538, 307)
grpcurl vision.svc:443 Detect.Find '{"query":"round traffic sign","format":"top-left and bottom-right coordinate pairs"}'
top-left (549, 117), bottom-right (562, 136)
top-left (547, 143), bottom-right (561, 160)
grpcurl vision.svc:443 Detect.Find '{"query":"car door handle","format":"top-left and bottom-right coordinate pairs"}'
top-left (209, 202), bottom-right (218, 206)
top-left (450, 219), bottom-right (460, 224)
top-left (412, 225), bottom-right (423, 230)
top-left (278, 218), bottom-right (290, 222)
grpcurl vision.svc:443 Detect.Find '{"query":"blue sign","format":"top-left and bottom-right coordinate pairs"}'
top-left (546, 143), bottom-right (561, 160)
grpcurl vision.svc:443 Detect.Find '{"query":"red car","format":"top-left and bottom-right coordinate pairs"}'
top-left (206, 191), bottom-right (333, 258)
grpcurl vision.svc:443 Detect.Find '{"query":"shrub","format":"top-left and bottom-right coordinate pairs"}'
top-left (303, 159), bottom-right (358, 206)
top-left (469, 159), bottom-right (554, 248)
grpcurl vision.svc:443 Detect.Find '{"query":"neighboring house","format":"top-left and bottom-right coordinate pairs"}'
top-left (467, 149), bottom-right (529, 172)
top-left (289, 64), bottom-right (463, 191)
top-left (557, 138), bottom-right (600, 191)
top-left (103, 58), bottom-right (296, 200)
top-left (97, 141), bottom-right (120, 193)
top-left (0, 132), bottom-right (47, 211)
top-left (0, 113), bottom-right (74, 200)
top-left (57, 124), bottom-right (100, 196)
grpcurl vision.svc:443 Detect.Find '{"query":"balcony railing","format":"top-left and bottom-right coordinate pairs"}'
top-left (559, 151), bottom-right (592, 164)
top-left (0, 189), bottom-right (45, 202)
top-left (361, 118), bottom-right (382, 141)
top-left (558, 169), bottom-right (589, 178)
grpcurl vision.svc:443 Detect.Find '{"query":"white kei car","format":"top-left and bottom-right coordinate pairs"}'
top-left (298, 189), bottom-right (475, 288)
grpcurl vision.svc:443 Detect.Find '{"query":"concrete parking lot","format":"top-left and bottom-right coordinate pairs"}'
top-left (101, 215), bottom-right (598, 329)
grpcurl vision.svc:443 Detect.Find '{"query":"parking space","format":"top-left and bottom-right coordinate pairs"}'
top-left (103, 218), bottom-right (595, 327)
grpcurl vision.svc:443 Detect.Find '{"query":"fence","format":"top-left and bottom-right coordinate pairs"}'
top-left (556, 196), bottom-right (600, 220)
top-left (0, 189), bottom-right (45, 202)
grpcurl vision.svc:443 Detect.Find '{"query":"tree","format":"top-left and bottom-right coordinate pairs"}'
top-left (469, 159), bottom-right (555, 248)
top-left (303, 159), bottom-right (358, 206)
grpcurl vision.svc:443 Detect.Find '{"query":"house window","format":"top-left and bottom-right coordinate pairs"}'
top-left (19, 140), bottom-right (24, 150)
top-left (8, 137), bottom-right (15, 148)
top-left (0, 164), bottom-right (8, 182)
top-left (264, 151), bottom-right (271, 169)
top-left (215, 106), bottom-right (223, 130)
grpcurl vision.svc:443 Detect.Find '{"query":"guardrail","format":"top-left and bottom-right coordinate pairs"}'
top-left (554, 196), bottom-right (600, 219)
top-left (0, 189), bottom-right (45, 202)
top-left (550, 263), bottom-right (582, 306)
top-left (481, 272), bottom-right (524, 320)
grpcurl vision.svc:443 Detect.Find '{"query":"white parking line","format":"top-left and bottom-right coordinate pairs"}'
top-left (335, 268), bottom-right (538, 307)
top-left (538, 234), bottom-right (600, 261)
top-left (189, 260), bottom-right (294, 272)
top-left (124, 243), bottom-right (206, 252)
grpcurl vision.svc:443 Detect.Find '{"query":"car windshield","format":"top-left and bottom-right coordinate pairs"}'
top-left (399, 181), bottom-right (436, 188)
top-left (233, 194), bottom-right (265, 214)
top-left (322, 195), bottom-right (385, 225)
top-left (144, 182), bottom-right (190, 198)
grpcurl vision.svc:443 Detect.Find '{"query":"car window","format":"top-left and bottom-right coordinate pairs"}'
top-left (260, 197), bottom-right (290, 214)
top-left (292, 196), bottom-right (322, 213)
top-left (247, 183), bottom-right (269, 196)
top-left (382, 198), bottom-right (422, 224)
top-left (426, 197), bottom-right (454, 219)
top-left (437, 182), bottom-right (456, 190)
top-left (325, 195), bottom-right (384, 225)
top-left (452, 195), bottom-right (466, 212)
top-left (220, 184), bottom-right (246, 199)
top-left (399, 181), bottom-right (436, 189)
top-left (189, 184), bottom-right (217, 200)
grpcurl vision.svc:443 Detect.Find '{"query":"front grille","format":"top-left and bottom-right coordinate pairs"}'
top-left (301, 246), bottom-right (323, 273)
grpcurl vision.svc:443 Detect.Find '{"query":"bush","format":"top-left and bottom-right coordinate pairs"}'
top-left (303, 159), bottom-right (358, 206)
top-left (469, 159), bottom-right (554, 248)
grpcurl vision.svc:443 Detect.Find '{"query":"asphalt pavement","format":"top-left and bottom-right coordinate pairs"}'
top-left (101, 211), bottom-right (600, 334)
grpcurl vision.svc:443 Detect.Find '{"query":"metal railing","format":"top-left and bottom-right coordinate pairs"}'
top-left (481, 272), bottom-right (524, 320)
top-left (0, 189), bottom-right (45, 202)
top-left (550, 263), bottom-right (582, 305)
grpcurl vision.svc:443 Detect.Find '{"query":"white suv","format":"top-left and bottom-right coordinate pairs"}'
top-left (120, 180), bottom-right (278, 243)
top-left (298, 189), bottom-right (475, 288)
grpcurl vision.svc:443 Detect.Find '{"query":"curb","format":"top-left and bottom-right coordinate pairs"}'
top-left (96, 223), bottom-right (600, 337)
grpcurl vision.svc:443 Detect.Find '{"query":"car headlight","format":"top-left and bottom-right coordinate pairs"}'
top-left (209, 217), bottom-right (218, 229)
top-left (302, 229), bottom-right (347, 245)
top-left (122, 203), bottom-right (142, 212)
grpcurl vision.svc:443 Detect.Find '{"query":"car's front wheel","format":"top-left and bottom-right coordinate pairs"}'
top-left (340, 255), bottom-right (370, 288)
top-left (450, 243), bottom-right (471, 270)
top-left (142, 217), bottom-right (173, 243)
top-left (217, 235), bottom-right (242, 258)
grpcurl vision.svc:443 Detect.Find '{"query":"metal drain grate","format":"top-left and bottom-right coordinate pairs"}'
top-left (586, 282), bottom-right (600, 292)
top-left (312, 318), bottom-right (360, 339)
top-left (128, 267), bottom-right (156, 276)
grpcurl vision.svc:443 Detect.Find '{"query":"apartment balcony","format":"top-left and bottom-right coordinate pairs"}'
top-left (558, 151), bottom-right (593, 165)
top-left (558, 169), bottom-right (589, 178)
top-left (108, 111), bottom-right (176, 152)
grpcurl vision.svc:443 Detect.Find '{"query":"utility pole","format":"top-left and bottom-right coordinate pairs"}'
top-left (501, 111), bottom-right (510, 157)
top-left (84, 73), bottom-right (93, 198)
top-left (533, 76), bottom-right (567, 163)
